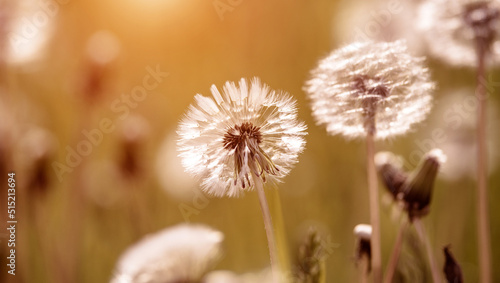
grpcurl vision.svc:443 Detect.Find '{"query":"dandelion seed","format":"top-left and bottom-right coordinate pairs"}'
top-left (110, 224), bottom-right (224, 283)
top-left (305, 40), bottom-right (435, 140)
top-left (177, 78), bottom-right (307, 197)
top-left (418, 0), bottom-right (500, 67)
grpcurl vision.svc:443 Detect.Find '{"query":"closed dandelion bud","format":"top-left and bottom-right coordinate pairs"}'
top-left (305, 40), bottom-right (435, 140)
top-left (353, 224), bottom-right (372, 272)
top-left (402, 149), bottom-right (447, 219)
top-left (418, 0), bottom-right (500, 67)
top-left (177, 78), bottom-right (307, 197)
top-left (111, 224), bottom-right (224, 283)
top-left (443, 246), bottom-right (464, 283)
top-left (375, 151), bottom-right (408, 199)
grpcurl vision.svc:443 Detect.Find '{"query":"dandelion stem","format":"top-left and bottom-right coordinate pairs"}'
top-left (253, 173), bottom-right (280, 283)
top-left (366, 132), bottom-right (382, 283)
top-left (475, 37), bottom-right (491, 283)
top-left (384, 220), bottom-right (408, 283)
top-left (360, 257), bottom-right (370, 283)
top-left (414, 218), bottom-right (441, 283)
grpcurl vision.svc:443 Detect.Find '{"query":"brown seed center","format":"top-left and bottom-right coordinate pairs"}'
top-left (222, 122), bottom-right (278, 188)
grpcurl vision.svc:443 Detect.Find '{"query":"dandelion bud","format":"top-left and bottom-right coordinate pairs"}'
top-left (353, 224), bottom-right (372, 271)
top-left (305, 40), bottom-right (435, 140)
top-left (375, 151), bottom-right (408, 199)
top-left (443, 246), bottom-right (464, 283)
top-left (402, 149), bottom-right (446, 219)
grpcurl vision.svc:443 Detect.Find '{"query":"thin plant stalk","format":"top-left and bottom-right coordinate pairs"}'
top-left (360, 257), bottom-right (370, 283)
top-left (414, 218), bottom-right (441, 283)
top-left (367, 132), bottom-right (382, 283)
top-left (384, 221), bottom-right (408, 283)
top-left (475, 37), bottom-right (491, 283)
top-left (253, 172), bottom-right (280, 283)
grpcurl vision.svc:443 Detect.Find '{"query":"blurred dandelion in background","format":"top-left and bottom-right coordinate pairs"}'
top-left (110, 223), bottom-right (224, 283)
top-left (334, 0), bottom-right (425, 55)
top-left (177, 77), bottom-right (307, 197)
top-left (419, 1), bottom-right (500, 281)
top-left (305, 40), bottom-right (435, 283)
top-left (418, 0), bottom-right (500, 67)
top-left (422, 90), bottom-right (500, 181)
top-left (305, 40), bottom-right (435, 140)
top-left (4, 0), bottom-right (55, 65)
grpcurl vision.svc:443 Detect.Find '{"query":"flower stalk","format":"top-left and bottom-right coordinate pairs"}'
top-left (475, 33), bottom-right (492, 283)
top-left (367, 132), bottom-right (382, 283)
top-left (253, 172), bottom-right (280, 283)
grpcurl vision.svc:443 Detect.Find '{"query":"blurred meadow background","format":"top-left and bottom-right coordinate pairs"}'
top-left (1, 0), bottom-right (500, 282)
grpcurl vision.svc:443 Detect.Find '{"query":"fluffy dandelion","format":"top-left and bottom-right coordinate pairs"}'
top-left (418, 0), bottom-right (500, 67)
top-left (305, 40), bottom-right (435, 283)
top-left (110, 224), bottom-right (224, 283)
top-left (177, 77), bottom-right (307, 280)
top-left (419, 2), bottom-right (498, 280)
top-left (305, 40), bottom-right (434, 140)
top-left (177, 78), bottom-right (307, 197)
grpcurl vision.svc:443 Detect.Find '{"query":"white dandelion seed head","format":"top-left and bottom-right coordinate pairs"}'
top-left (353, 224), bottom-right (372, 240)
top-left (305, 40), bottom-right (435, 140)
top-left (177, 78), bottom-right (307, 197)
top-left (110, 224), bottom-right (224, 283)
top-left (418, 0), bottom-right (500, 67)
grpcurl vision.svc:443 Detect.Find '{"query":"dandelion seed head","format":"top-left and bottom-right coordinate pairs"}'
top-left (418, 0), bottom-right (500, 67)
top-left (353, 224), bottom-right (372, 240)
top-left (177, 78), bottom-right (307, 197)
top-left (110, 224), bottom-right (223, 283)
top-left (305, 40), bottom-right (434, 140)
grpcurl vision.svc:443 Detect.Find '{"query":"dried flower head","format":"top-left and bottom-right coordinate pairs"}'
top-left (402, 149), bottom-right (447, 219)
top-left (177, 78), bottom-right (307, 197)
top-left (418, 0), bottom-right (500, 67)
top-left (305, 40), bottom-right (435, 140)
top-left (375, 151), bottom-right (408, 199)
top-left (353, 224), bottom-right (372, 271)
top-left (110, 224), bottom-right (224, 283)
